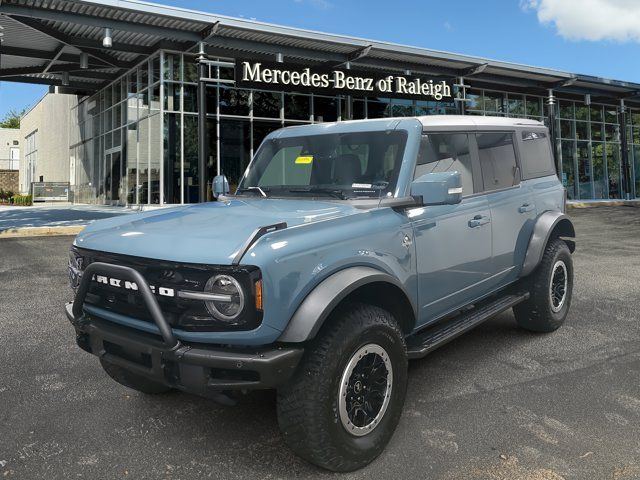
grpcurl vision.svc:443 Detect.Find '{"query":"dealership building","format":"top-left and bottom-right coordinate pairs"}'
top-left (2, 0), bottom-right (640, 205)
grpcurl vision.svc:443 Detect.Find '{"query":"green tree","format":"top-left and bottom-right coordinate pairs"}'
top-left (0, 108), bottom-right (27, 129)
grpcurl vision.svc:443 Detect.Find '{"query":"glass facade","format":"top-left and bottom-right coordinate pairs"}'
top-left (555, 100), bottom-right (627, 200)
top-left (70, 50), bottom-right (640, 205)
top-left (466, 89), bottom-right (639, 200)
top-left (71, 54), bottom-right (161, 205)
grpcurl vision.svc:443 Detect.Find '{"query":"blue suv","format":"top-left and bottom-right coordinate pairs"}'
top-left (66, 116), bottom-right (575, 471)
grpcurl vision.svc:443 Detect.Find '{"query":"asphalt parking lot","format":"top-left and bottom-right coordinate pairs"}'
top-left (1, 206), bottom-right (639, 479)
top-left (0, 204), bottom-right (137, 233)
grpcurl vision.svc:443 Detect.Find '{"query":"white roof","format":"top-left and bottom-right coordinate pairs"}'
top-left (272, 115), bottom-right (546, 139)
top-left (416, 115), bottom-right (544, 128)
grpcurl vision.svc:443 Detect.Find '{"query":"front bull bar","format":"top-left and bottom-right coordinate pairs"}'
top-left (70, 261), bottom-right (180, 350)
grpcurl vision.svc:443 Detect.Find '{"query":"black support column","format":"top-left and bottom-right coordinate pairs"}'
top-left (619, 99), bottom-right (632, 199)
top-left (547, 89), bottom-right (560, 176)
top-left (197, 43), bottom-right (209, 203)
top-left (455, 76), bottom-right (467, 116)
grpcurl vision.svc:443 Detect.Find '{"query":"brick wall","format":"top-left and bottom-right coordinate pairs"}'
top-left (0, 170), bottom-right (19, 193)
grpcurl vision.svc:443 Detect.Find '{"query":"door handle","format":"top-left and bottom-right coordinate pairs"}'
top-left (468, 215), bottom-right (491, 228)
top-left (518, 203), bottom-right (535, 213)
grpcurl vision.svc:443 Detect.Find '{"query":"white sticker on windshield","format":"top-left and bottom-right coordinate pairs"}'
top-left (352, 183), bottom-right (372, 189)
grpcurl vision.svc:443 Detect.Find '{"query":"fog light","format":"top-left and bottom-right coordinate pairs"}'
top-left (204, 275), bottom-right (244, 321)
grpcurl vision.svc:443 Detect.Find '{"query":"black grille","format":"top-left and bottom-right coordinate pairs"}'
top-left (74, 247), bottom-right (261, 332)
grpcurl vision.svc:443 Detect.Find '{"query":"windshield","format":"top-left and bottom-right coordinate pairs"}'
top-left (237, 130), bottom-right (407, 199)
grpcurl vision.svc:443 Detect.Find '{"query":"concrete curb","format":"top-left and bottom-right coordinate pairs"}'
top-left (0, 225), bottom-right (85, 238)
top-left (568, 200), bottom-right (640, 209)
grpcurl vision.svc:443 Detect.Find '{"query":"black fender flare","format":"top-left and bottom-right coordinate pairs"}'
top-left (277, 266), bottom-right (415, 343)
top-left (520, 211), bottom-right (575, 277)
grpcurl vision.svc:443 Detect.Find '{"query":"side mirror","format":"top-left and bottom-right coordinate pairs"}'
top-left (410, 171), bottom-right (462, 206)
top-left (213, 175), bottom-right (230, 198)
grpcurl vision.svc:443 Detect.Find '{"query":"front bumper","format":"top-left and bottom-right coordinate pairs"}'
top-left (66, 262), bottom-right (303, 394)
top-left (66, 303), bottom-right (303, 392)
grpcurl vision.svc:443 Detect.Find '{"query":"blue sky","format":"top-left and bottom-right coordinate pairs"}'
top-left (1, 0), bottom-right (639, 119)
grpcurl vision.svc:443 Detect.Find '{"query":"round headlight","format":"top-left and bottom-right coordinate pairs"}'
top-left (204, 275), bottom-right (245, 321)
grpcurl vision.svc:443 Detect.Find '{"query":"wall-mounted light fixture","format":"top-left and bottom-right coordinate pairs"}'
top-left (79, 52), bottom-right (89, 69)
top-left (275, 52), bottom-right (284, 63)
top-left (102, 27), bottom-right (113, 48)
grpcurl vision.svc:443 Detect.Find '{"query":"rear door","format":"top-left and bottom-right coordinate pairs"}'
top-left (410, 132), bottom-right (493, 327)
top-left (477, 131), bottom-right (536, 286)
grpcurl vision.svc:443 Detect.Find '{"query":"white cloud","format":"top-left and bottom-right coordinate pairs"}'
top-left (293, 0), bottom-right (333, 9)
top-left (522, 0), bottom-right (640, 42)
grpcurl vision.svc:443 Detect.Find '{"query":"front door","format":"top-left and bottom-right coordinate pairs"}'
top-left (411, 132), bottom-right (493, 328)
top-left (110, 151), bottom-right (122, 204)
top-left (104, 148), bottom-right (123, 205)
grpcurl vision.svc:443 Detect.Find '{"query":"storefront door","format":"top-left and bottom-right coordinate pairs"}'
top-left (104, 147), bottom-right (124, 205)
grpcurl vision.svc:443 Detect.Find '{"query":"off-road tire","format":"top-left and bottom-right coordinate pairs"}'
top-left (514, 238), bottom-right (573, 332)
top-left (100, 358), bottom-right (171, 394)
top-left (277, 302), bottom-right (408, 472)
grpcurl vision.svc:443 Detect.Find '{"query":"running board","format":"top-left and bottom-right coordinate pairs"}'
top-left (406, 292), bottom-right (530, 360)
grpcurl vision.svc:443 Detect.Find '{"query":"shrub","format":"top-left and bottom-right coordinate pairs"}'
top-left (10, 194), bottom-right (32, 206)
top-left (0, 189), bottom-right (12, 203)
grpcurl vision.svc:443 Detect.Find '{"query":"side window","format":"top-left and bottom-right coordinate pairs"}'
top-left (476, 132), bottom-right (519, 191)
top-left (415, 133), bottom-right (475, 196)
top-left (520, 130), bottom-right (555, 178)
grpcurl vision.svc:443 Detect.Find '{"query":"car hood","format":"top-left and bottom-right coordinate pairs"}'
top-left (75, 198), bottom-right (361, 264)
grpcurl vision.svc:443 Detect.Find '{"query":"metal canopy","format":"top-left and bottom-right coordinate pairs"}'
top-left (1, 0), bottom-right (639, 103)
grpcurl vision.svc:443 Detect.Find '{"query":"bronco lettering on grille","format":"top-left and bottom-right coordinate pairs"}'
top-left (92, 275), bottom-right (175, 297)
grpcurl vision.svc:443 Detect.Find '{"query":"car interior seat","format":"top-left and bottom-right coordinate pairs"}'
top-left (333, 154), bottom-right (362, 185)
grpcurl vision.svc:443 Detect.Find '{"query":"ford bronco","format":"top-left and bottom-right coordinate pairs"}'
top-left (66, 116), bottom-right (575, 471)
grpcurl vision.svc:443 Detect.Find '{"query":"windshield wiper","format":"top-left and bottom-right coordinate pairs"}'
top-left (287, 187), bottom-right (348, 200)
top-left (237, 186), bottom-right (268, 197)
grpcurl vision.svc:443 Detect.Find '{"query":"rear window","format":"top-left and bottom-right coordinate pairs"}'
top-left (477, 132), bottom-right (519, 191)
top-left (520, 130), bottom-right (556, 179)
